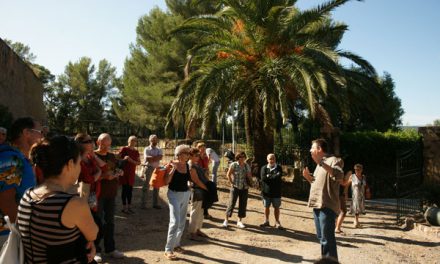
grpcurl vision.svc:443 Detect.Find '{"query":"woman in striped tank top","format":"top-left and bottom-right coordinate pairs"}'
top-left (17, 136), bottom-right (98, 263)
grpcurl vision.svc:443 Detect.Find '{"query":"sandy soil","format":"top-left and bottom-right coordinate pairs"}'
top-left (100, 173), bottom-right (440, 264)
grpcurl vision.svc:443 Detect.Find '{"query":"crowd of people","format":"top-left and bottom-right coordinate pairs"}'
top-left (0, 117), bottom-right (367, 263)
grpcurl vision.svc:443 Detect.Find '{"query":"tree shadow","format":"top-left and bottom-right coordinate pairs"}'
top-left (354, 234), bottom-right (440, 247)
top-left (106, 256), bottom-right (147, 263)
top-left (205, 236), bottom-right (315, 263)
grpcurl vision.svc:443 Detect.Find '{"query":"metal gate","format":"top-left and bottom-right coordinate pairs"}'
top-left (395, 143), bottom-right (423, 224)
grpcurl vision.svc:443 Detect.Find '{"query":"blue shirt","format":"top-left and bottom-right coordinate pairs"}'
top-left (0, 145), bottom-right (36, 236)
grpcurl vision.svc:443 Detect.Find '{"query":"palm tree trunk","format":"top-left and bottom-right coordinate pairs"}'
top-left (244, 105), bottom-right (252, 150)
top-left (252, 108), bottom-right (274, 172)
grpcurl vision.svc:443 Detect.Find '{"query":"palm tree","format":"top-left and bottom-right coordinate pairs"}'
top-left (169, 0), bottom-right (377, 166)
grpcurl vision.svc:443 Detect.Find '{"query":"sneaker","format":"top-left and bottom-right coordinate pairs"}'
top-left (108, 250), bottom-right (124, 259)
top-left (94, 253), bottom-right (102, 263)
top-left (237, 221), bottom-right (246, 229)
top-left (222, 220), bottom-right (228, 228)
top-left (260, 221), bottom-right (270, 227)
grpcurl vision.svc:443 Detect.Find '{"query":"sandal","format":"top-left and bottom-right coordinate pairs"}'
top-left (164, 252), bottom-right (177, 260)
top-left (174, 246), bottom-right (185, 253)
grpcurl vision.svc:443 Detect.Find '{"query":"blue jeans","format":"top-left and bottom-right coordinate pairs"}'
top-left (165, 190), bottom-right (190, 253)
top-left (211, 161), bottom-right (220, 184)
top-left (313, 207), bottom-right (338, 259)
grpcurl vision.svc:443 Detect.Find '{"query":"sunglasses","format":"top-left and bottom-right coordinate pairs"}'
top-left (29, 128), bottom-right (43, 135)
top-left (81, 139), bottom-right (93, 144)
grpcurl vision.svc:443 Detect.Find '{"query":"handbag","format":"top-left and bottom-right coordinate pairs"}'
top-left (149, 165), bottom-right (172, 188)
top-left (365, 184), bottom-right (372, 200)
top-left (0, 216), bottom-right (24, 264)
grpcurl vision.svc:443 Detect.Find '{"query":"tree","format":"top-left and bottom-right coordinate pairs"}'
top-left (3, 39), bottom-right (36, 63)
top-left (433, 119), bottom-right (440, 126)
top-left (118, 3), bottom-right (221, 135)
top-left (45, 57), bottom-right (117, 134)
top-left (328, 71), bottom-right (403, 132)
top-left (169, 0), bottom-right (378, 166)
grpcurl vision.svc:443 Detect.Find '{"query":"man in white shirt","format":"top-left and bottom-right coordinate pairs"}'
top-left (206, 147), bottom-right (220, 185)
top-left (141, 135), bottom-right (163, 209)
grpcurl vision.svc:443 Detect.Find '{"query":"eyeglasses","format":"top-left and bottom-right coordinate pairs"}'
top-left (81, 139), bottom-right (93, 144)
top-left (29, 128), bottom-right (43, 135)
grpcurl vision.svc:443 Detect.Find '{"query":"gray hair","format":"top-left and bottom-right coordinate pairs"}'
top-left (174, 144), bottom-right (190, 158)
top-left (0, 127), bottom-right (6, 134)
top-left (128, 135), bottom-right (137, 143)
top-left (97, 133), bottom-right (111, 143)
top-left (149, 134), bottom-right (158, 142)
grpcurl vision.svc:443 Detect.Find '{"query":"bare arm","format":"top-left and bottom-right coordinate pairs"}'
top-left (164, 162), bottom-right (176, 185)
top-left (92, 167), bottom-right (102, 182)
top-left (0, 188), bottom-right (18, 222)
top-left (124, 155), bottom-right (141, 165)
top-left (93, 154), bottom-right (106, 168)
top-left (302, 167), bottom-right (314, 184)
top-left (226, 166), bottom-right (234, 186)
top-left (190, 168), bottom-right (208, 191)
top-left (341, 170), bottom-right (352, 187)
top-left (62, 197), bottom-right (98, 241)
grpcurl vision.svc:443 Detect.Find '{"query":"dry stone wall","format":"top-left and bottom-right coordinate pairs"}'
top-left (419, 126), bottom-right (440, 185)
top-left (0, 38), bottom-right (46, 122)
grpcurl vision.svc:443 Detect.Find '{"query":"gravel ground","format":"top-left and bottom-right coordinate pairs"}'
top-left (100, 174), bottom-right (440, 264)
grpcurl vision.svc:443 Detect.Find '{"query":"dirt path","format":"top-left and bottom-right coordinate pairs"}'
top-left (102, 174), bottom-right (439, 264)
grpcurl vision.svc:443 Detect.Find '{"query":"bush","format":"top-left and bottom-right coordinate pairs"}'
top-left (340, 130), bottom-right (421, 198)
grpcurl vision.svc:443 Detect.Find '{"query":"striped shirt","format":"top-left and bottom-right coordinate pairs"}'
top-left (17, 188), bottom-right (87, 264)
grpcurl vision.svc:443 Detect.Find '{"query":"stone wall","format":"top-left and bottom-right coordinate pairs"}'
top-left (419, 126), bottom-right (440, 185)
top-left (0, 38), bottom-right (46, 122)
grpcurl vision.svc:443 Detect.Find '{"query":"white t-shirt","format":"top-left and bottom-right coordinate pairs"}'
top-left (206, 148), bottom-right (220, 162)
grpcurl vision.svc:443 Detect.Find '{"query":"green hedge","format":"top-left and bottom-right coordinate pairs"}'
top-left (340, 129), bottom-right (421, 198)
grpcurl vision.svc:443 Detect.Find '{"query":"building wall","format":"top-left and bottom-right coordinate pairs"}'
top-left (0, 38), bottom-right (46, 123)
top-left (419, 126), bottom-right (440, 185)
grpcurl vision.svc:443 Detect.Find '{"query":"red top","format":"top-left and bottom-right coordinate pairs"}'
top-left (79, 154), bottom-right (101, 197)
top-left (199, 155), bottom-right (209, 169)
top-left (118, 146), bottom-right (140, 186)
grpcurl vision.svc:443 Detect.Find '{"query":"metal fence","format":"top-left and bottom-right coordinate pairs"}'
top-left (395, 143), bottom-right (424, 225)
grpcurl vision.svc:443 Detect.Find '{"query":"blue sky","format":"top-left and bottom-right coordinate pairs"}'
top-left (1, 0), bottom-right (439, 126)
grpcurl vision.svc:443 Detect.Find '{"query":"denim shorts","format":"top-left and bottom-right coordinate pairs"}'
top-left (262, 196), bottom-right (281, 208)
